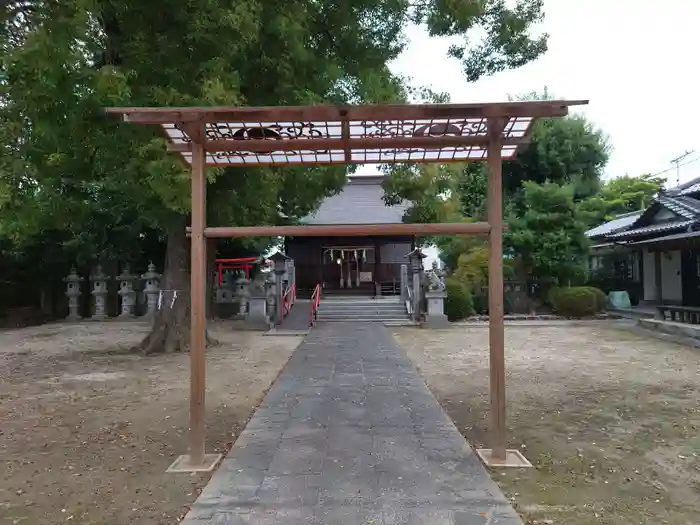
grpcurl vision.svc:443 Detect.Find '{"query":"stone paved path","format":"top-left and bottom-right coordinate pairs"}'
top-left (181, 323), bottom-right (523, 524)
top-left (277, 300), bottom-right (312, 331)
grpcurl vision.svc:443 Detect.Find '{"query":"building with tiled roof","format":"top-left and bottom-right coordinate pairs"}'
top-left (285, 176), bottom-right (414, 296)
top-left (586, 176), bottom-right (700, 305)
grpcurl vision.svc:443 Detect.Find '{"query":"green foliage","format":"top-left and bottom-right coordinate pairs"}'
top-left (506, 181), bottom-right (590, 285)
top-left (588, 286), bottom-right (608, 311)
top-left (418, 0), bottom-right (548, 82)
top-left (504, 115), bottom-right (610, 202)
top-left (384, 90), bottom-right (609, 278)
top-left (550, 286), bottom-right (605, 317)
top-left (456, 164), bottom-right (488, 219)
top-left (444, 278), bottom-right (474, 321)
top-left (449, 246), bottom-right (516, 315)
top-left (453, 246), bottom-right (515, 289)
top-left (382, 164), bottom-right (461, 225)
top-left (578, 173), bottom-right (666, 228)
top-left (0, 0), bottom-right (552, 266)
top-left (434, 231), bottom-right (484, 272)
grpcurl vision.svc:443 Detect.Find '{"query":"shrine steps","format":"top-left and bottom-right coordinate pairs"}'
top-left (317, 296), bottom-right (409, 323)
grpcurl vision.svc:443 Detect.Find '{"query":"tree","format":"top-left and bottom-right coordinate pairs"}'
top-left (578, 173), bottom-right (666, 227)
top-left (506, 181), bottom-right (590, 285)
top-left (505, 88), bottom-right (611, 199)
top-left (1, 0), bottom-right (551, 353)
top-left (385, 95), bottom-right (609, 269)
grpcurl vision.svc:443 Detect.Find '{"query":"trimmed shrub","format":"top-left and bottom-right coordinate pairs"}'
top-left (444, 278), bottom-right (474, 321)
top-left (504, 289), bottom-right (536, 314)
top-left (472, 290), bottom-right (488, 315)
top-left (584, 286), bottom-right (608, 312)
top-left (551, 286), bottom-right (603, 317)
top-left (547, 286), bottom-right (562, 308)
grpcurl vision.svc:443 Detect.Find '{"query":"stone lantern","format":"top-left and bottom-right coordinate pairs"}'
top-left (64, 268), bottom-right (84, 321)
top-left (269, 251), bottom-right (290, 324)
top-left (407, 248), bottom-right (427, 322)
top-left (141, 262), bottom-right (161, 318)
top-left (235, 277), bottom-right (250, 316)
top-left (116, 264), bottom-right (137, 318)
top-left (90, 264), bottom-right (110, 320)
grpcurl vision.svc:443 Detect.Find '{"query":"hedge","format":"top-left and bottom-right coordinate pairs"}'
top-left (550, 286), bottom-right (607, 317)
top-left (444, 278), bottom-right (474, 321)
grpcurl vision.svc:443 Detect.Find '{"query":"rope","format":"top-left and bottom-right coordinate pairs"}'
top-left (156, 289), bottom-right (188, 310)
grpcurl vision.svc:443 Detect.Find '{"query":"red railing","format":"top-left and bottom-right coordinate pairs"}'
top-left (309, 284), bottom-right (321, 327)
top-left (282, 282), bottom-right (296, 320)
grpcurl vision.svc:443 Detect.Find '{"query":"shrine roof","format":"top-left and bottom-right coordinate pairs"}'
top-left (105, 100), bottom-right (587, 167)
top-left (302, 176), bottom-right (408, 226)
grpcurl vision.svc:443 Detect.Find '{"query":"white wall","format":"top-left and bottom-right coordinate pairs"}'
top-left (643, 249), bottom-right (657, 301)
top-left (661, 250), bottom-right (683, 302)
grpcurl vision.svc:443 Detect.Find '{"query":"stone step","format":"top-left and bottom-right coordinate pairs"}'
top-left (320, 304), bottom-right (403, 309)
top-left (318, 318), bottom-right (409, 323)
top-left (319, 308), bottom-right (407, 316)
top-left (319, 304), bottom-right (406, 311)
top-left (320, 297), bottom-right (401, 303)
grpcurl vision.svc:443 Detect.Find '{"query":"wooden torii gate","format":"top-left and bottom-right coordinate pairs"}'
top-left (106, 100), bottom-right (587, 471)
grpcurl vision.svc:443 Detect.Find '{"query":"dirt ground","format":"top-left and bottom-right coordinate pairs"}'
top-left (0, 320), bottom-right (301, 525)
top-left (394, 322), bottom-right (700, 525)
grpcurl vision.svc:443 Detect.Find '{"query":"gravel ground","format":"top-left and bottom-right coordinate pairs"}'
top-left (0, 320), bottom-right (300, 525)
top-left (394, 322), bottom-right (700, 525)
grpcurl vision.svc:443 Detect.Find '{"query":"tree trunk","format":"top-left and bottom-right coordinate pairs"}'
top-left (137, 216), bottom-right (216, 354)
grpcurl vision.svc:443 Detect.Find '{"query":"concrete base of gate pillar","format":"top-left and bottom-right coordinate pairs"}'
top-left (476, 448), bottom-right (532, 468)
top-left (166, 453), bottom-right (222, 473)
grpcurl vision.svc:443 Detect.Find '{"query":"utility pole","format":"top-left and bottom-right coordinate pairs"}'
top-left (671, 150), bottom-right (695, 187)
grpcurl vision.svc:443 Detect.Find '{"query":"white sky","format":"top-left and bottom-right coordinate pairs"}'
top-left (375, 0), bottom-right (700, 266)
top-left (366, 0), bottom-right (700, 188)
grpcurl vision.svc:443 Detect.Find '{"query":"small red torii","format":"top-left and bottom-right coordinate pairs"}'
top-left (215, 257), bottom-right (265, 285)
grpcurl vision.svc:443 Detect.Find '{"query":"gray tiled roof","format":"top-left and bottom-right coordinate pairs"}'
top-left (671, 174), bottom-right (700, 196)
top-left (657, 196), bottom-right (700, 218)
top-left (301, 176), bottom-right (410, 225)
top-left (679, 182), bottom-right (700, 195)
top-left (585, 211), bottom-right (642, 238)
top-left (606, 219), bottom-right (695, 239)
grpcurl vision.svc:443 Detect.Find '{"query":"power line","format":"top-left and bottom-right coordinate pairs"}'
top-left (647, 154), bottom-right (700, 179)
top-left (671, 150), bottom-right (696, 186)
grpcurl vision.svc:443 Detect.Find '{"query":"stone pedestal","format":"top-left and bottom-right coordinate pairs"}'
top-left (90, 265), bottom-right (110, 320)
top-left (235, 278), bottom-right (250, 316)
top-left (64, 268), bottom-right (83, 321)
top-left (266, 277), bottom-right (278, 324)
top-left (400, 264), bottom-right (408, 302)
top-left (425, 290), bottom-right (449, 328)
top-left (116, 264), bottom-right (137, 318)
top-left (141, 263), bottom-right (161, 318)
top-left (407, 249), bottom-right (427, 322)
top-left (246, 294), bottom-right (270, 329)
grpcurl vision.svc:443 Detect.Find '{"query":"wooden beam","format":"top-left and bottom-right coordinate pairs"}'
top-left (189, 121), bottom-right (207, 467)
top-left (341, 110), bottom-right (351, 163)
top-left (198, 222), bottom-right (494, 238)
top-left (195, 155), bottom-right (519, 168)
top-left (167, 134), bottom-right (528, 153)
top-left (486, 117), bottom-right (507, 462)
top-left (106, 99), bottom-right (586, 125)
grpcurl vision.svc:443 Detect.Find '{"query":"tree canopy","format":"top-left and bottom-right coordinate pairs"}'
top-left (0, 0), bottom-right (552, 350)
top-left (388, 105), bottom-right (610, 273)
top-left (506, 181), bottom-right (590, 284)
top-left (578, 173), bottom-right (666, 227)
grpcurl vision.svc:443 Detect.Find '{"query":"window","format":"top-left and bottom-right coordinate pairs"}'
top-left (626, 252), bottom-right (639, 282)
